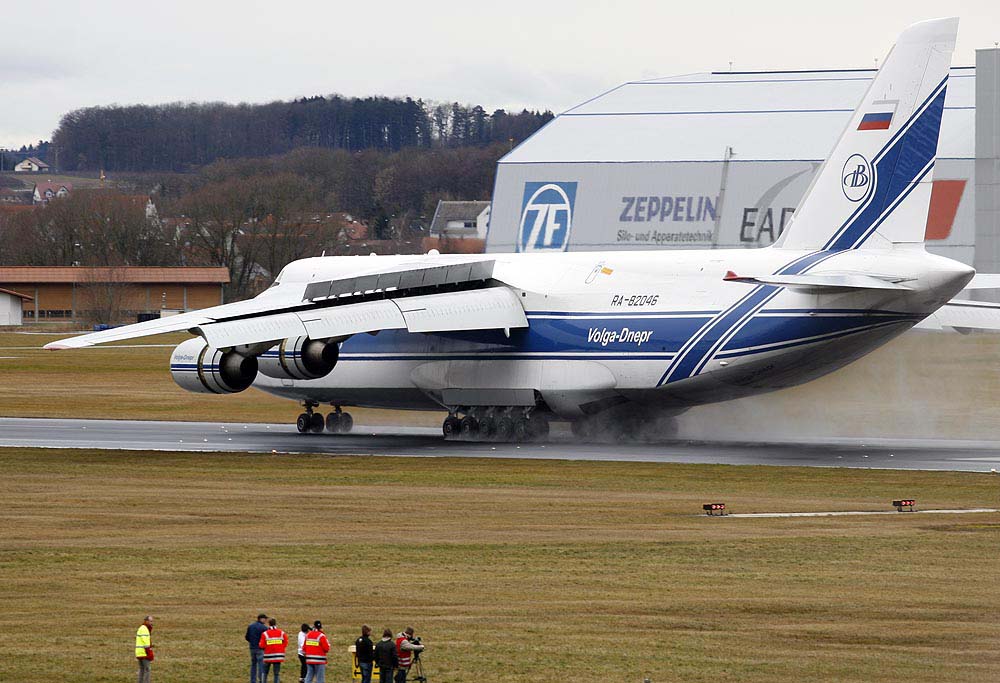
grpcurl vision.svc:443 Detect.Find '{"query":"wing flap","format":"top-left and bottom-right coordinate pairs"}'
top-left (195, 312), bottom-right (309, 349)
top-left (299, 300), bottom-right (406, 340)
top-left (396, 287), bottom-right (528, 333)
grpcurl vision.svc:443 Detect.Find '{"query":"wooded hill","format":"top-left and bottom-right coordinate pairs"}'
top-left (52, 96), bottom-right (554, 172)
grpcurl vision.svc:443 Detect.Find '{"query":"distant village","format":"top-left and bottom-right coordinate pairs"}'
top-left (0, 152), bottom-right (491, 327)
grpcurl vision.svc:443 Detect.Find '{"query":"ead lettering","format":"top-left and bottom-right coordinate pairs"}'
top-left (740, 207), bottom-right (795, 244)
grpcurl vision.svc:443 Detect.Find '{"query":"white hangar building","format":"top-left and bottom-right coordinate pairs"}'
top-left (486, 50), bottom-right (1000, 275)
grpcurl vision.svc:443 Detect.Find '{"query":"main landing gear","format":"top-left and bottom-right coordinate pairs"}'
top-left (295, 402), bottom-right (353, 435)
top-left (443, 407), bottom-right (550, 443)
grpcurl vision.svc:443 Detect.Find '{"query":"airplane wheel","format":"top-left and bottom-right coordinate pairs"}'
top-left (340, 412), bottom-right (353, 434)
top-left (442, 415), bottom-right (461, 439)
top-left (570, 419), bottom-right (592, 440)
top-left (296, 413), bottom-right (311, 434)
top-left (309, 412), bottom-right (325, 433)
top-left (495, 416), bottom-right (513, 442)
top-left (530, 414), bottom-right (550, 440)
top-left (459, 416), bottom-right (479, 439)
top-left (325, 413), bottom-right (342, 433)
top-left (512, 417), bottom-right (530, 442)
top-left (478, 415), bottom-right (496, 439)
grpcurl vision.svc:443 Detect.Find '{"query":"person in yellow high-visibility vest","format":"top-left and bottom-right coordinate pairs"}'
top-left (135, 615), bottom-right (154, 683)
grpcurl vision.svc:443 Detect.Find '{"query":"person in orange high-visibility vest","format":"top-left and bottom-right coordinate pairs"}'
top-left (258, 618), bottom-right (288, 683)
top-left (393, 628), bottom-right (424, 683)
top-left (302, 621), bottom-right (330, 683)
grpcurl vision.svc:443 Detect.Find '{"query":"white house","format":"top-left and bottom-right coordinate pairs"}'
top-left (0, 287), bottom-right (32, 325)
top-left (429, 200), bottom-right (491, 240)
top-left (33, 181), bottom-right (72, 204)
top-left (14, 157), bottom-right (50, 173)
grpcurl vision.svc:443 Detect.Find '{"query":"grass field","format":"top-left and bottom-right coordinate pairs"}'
top-left (1, 448), bottom-right (998, 682)
top-left (0, 171), bottom-right (106, 190)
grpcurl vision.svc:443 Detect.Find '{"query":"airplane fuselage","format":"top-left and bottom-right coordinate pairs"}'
top-left (252, 246), bottom-right (973, 421)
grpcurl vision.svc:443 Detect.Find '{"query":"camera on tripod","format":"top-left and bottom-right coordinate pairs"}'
top-left (409, 636), bottom-right (427, 681)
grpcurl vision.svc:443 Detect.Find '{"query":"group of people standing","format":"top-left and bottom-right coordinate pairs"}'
top-left (246, 614), bottom-right (426, 683)
top-left (133, 613), bottom-right (426, 683)
top-left (354, 624), bottom-right (426, 683)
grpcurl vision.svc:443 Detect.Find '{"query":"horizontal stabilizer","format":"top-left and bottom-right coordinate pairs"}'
top-left (724, 271), bottom-right (912, 291)
top-left (916, 299), bottom-right (1000, 331)
top-left (962, 274), bottom-right (1000, 290)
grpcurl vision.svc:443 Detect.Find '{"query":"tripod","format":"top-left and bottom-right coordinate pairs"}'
top-left (409, 652), bottom-right (428, 683)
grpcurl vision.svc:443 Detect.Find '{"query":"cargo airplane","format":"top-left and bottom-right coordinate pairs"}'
top-left (47, 18), bottom-right (1000, 441)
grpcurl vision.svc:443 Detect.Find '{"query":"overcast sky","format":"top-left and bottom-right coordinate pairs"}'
top-left (3, 0), bottom-right (998, 147)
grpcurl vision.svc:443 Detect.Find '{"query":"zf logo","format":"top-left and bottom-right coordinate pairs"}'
top-left (518, 182), bottom-right (576, 252)
top-left (841, 154), bottom-right (872, 202)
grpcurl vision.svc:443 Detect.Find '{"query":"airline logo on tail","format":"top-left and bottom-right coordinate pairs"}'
top-left (841, 154), bottom-right (872, 202)
top-left (518, 181), bottom-right (577, 252)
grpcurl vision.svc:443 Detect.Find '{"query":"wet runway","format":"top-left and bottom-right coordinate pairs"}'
top-left (2, 417), bottom-right (999, 471)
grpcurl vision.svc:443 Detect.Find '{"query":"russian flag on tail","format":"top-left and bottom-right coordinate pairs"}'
top-left (857, 100), bottom-right (898, 131)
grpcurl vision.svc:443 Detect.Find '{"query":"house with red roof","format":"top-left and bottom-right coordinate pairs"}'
top-left (33, 181), bottom-right (73, 204)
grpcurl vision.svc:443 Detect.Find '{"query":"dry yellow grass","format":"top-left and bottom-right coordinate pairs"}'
top-left (1, 448), bottom-right (998, 682)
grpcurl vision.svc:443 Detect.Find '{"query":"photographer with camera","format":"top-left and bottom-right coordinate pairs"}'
top-left (392, 627), bottom-right (425, 683)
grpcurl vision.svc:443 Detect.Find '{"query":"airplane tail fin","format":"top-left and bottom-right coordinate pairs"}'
top-left (776, 17), bottom-right (958, 251)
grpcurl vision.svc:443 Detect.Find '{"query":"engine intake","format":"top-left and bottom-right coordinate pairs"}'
top-left (170, 337), bottom-right (258, 394)
top-left (258, 336), bottom-right (340, 381)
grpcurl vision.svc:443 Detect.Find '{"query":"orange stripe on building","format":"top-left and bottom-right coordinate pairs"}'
top-left (924, 179), bottom-right (966, 241)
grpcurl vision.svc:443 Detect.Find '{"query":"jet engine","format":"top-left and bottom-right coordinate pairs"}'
top-left (170, 337), bottom-right (258, 394)
top-left (258, 336), bottom-right (340, 380)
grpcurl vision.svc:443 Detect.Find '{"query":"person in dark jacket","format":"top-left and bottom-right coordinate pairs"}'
top-left (373, 629), bottom-right (397, 683)
top-left (245, 613), bottom-right (269, 683)
top-left (354, 625), bottom-right (375, 683)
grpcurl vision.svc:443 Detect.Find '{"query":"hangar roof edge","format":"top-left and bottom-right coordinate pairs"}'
top-left (501, 67), bottom-right (974, 164)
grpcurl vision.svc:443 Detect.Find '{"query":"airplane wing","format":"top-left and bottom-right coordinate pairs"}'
top-left (192, 287), bottom-right (527, 349)
top-left (915, 299), bottom-right (1000, 331)
top-left (45, 258), bottom-right (526, 350)
top-left (723, 271), bottom-right (912, 291)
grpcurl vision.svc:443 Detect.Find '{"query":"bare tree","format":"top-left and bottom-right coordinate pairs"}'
top-left (76, 266), bottom-right (137, 325)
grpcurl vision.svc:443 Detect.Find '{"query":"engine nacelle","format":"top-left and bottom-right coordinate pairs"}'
top-left (170, 337), bottom-right (258, 394)
top-left (258, 336), bottom-right (340, 380)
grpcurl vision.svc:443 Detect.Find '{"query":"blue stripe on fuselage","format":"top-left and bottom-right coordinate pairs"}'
top-left (318, 309), bottom-right (915, 363)
top-left (719, 313), bottom-right (919, 355)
